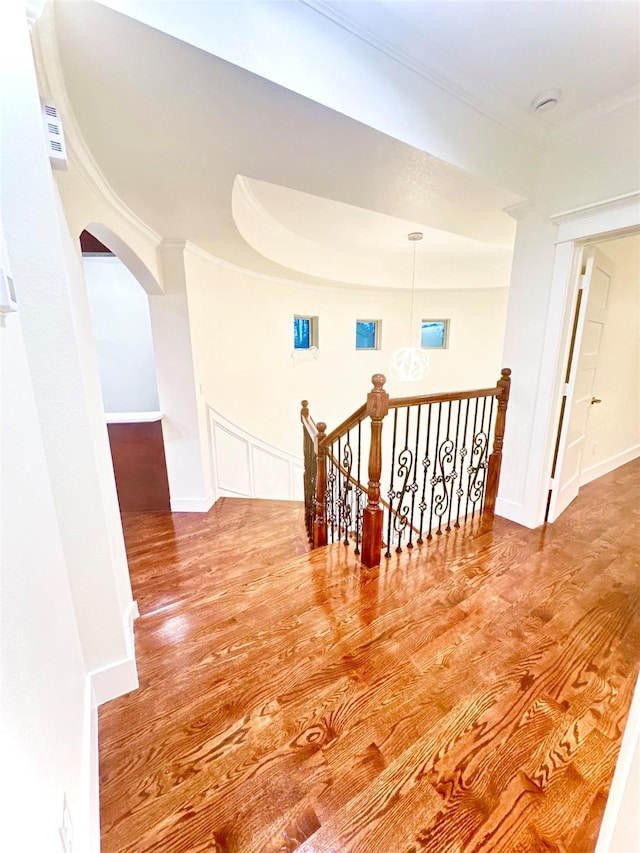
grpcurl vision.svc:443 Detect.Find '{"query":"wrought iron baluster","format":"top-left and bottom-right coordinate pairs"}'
top-left (417, 403), bottom-right (432, 545)
top-left (341, 431), bottom-right (354, 546)
top-left (354, 420), bottom-right (362, 555)
top-left (447, 399), bottom-right (462, 532)
top-left (407, 404), bottom-right (422, 549)
top-left (385, 408), bottom-right (399, 558)
top-left (393, 406), bottom-right (413, 554)
top-left (427, 402), bottom-right (442, 540)
top-left (434, 401), bottom-right (455, 536)
top-left (469, 397), bottom-right (489, 520)
top-left (464, 398), bottom-right (479, 523)
top-left (455, 399), bottom-right (470, 528)
top-left (479, 396), bottom-right (497, 515)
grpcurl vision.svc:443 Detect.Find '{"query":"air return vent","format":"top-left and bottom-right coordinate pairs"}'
top-left (41, 103), bottom-right (68, 170)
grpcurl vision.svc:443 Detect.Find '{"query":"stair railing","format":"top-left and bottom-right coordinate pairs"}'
top-left (301, 368), bottom-right (511, 568)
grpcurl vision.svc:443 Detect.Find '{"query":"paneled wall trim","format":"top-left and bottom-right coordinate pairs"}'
top-left (208, 407), bottom-right (304, 502)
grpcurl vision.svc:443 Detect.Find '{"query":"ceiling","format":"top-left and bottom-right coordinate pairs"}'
top-left (49, 0), bottom-right (639, 290)
top-left (310, 0), bottom-right (640, 141)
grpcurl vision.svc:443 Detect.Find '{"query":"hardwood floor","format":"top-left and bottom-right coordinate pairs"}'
top-left (99, 460), bottom-right (640, 853)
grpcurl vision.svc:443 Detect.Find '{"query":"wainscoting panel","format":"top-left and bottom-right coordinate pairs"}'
top-left (208, 407), bottom-right (303, 501)
top-left (211, 422), bottom-right (252, 496)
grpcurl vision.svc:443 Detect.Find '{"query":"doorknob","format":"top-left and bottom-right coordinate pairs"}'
top-left (590, 397), bottom-right (602, 405)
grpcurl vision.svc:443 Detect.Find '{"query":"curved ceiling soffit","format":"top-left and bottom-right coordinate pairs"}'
top-left (30, 4), bottom-right (165, 293)
top-left (232, 175), bottom-right (514, 290)
top-left (232, 174), bottom-right (386, 287)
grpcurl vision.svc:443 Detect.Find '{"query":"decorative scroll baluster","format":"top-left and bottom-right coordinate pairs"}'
top-left (407, 405), bottom-right (422, 550)
top-left (354, 421), bottom-right (362, 555)
top-left (361, 374), bottom-right (389, 569)
top-left (454, 399), bottom-right (470, 528)
top-left (385, 408), bottom-right (398, 559)
top-left (417, 404), bottom-right (432, 545)
top-left (302, 368), bottom-right (511, 564)
top-left (301, 400), bottom-right (316, 543)
top-left (427, 403), bottom-right (442, 540)
top-left (313, 422), bottom-right (327, 548)
top-left (485, 368), bottom-right (511, 514)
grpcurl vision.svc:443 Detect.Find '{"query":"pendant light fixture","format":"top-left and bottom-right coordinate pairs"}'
top-left (390, 232), bottom-right (430, 382)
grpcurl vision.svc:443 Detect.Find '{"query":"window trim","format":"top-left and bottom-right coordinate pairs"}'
top-left (355, 318), bottom-right (382, 351)
top-left (293, 314), bottom-right (319, 349)
top-left (420, 319), bottom-right (450, 349)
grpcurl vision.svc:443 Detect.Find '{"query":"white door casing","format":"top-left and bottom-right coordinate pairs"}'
top-left (547, 247), bottom-right (615, 522)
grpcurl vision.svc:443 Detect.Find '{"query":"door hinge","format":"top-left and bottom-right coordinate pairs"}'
top-left (549, 476), bottom-right (556, 490)
top-left (562, 382), bottom-right (571, 396)
top-left (578, 274), bottom-right (586, 290)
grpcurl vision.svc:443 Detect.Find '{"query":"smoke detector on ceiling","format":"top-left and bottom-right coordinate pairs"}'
top-left (531, 89), bottom-right (562, 114)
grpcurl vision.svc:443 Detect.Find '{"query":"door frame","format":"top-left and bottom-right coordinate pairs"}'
top-left (540, 192), bottom-right (640, 527)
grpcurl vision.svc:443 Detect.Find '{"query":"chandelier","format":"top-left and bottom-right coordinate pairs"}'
top-left (390, 232), bottom-right (430, 382)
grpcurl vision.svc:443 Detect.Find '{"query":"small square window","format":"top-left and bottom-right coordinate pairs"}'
top-left (355, 319), bottom-right (381, 350)
top-left (421, 319), bottom-right (449, 349)
top-left (294, 315), bottom-right (318, 349)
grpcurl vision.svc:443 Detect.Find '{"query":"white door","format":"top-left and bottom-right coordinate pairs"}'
top-left (547, 247), bottom-right (614, 522)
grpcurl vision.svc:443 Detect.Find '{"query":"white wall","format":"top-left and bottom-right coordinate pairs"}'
top-left (0, 3), bottom-right (101, 851)
top-left (185, 247), bottom-right (509, 454)
top-left (151, 241), bottom-right (213, 511)
top-left (84, 254), bottom-right (159, 412)
top-left (581, 237), bottom-right (640, 483)
top-left (0, 313), bottom-right (92, 853)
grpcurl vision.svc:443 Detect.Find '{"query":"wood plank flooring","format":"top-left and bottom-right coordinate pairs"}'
top-left (99, 459), bottom-right (640, 853)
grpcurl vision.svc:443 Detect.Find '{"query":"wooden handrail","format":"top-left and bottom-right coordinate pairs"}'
top-left (388, 386), bottom-right (499, 409)
top-left (321, 403), bottom-right (367, 448)
top-left (301, 400), bottom-right (318, 450)
top-left (302, 368), bottom-right (511, 569)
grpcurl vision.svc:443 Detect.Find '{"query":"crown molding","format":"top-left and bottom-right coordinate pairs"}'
top-left (301, 0), bottom-right (544, 148)
top-left (30, 6), bottom-right (163, 252)
top-left (548, 86), bottom-right (640, 141)
top-left (551, 191), bottom-right (640, 225)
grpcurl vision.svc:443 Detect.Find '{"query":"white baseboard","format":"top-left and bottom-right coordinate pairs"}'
top-left (89, 600), bottom-right (141, 705)
top-left (580, 445), bottom-right (640, 487)
top-left (90, 654), bottom-right (139, 706)
top-left (595, 672), bottom-right (640, 853)
top-left (494, 496), bottom-right (536, 529)
top-left (170, 492), bottom-right (215, 512)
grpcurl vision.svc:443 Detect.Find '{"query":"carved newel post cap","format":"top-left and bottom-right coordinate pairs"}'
top-left (317, 422), bottom-right (327, 434)
top-left (501, 368), bottom-right (512, 378)
top-left (371, 374), bottom-right (386, 390)
top-left (301, 399), bottom-right (309, 407)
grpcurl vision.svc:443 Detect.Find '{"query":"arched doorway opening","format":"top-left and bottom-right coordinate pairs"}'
top-left (79, 227), bottom-right (171, 511)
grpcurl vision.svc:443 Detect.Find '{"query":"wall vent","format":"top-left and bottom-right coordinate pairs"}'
top-left (41, 102), bottom-right (68, 170)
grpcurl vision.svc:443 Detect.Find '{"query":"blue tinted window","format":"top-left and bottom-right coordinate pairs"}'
top-left (421, 320), bottom-right (448, 348)
top-left (294, 317), bottom-right (310, 349)
top-left (356, 320), bottom-right (378, 350)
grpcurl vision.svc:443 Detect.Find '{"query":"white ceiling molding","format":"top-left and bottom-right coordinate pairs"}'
top-left (302, 0), bottom-right (539, 146)
top-left (30, 6), bottom-right (164, 262)
top-left (551, 191), bottom-right (640, 245)
top-left (302, 0), bottom-right (639, 148)
top-left (546, 86), bottom-right (640, 141)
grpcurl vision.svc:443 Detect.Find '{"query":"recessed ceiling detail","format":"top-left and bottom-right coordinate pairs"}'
top-left (232, 176), bottom-right (514, 290)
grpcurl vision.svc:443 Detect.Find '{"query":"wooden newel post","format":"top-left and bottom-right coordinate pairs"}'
top-left (485, 367), bottom-right (511, 514)
top-left (313, 422), bottom-right (328, 548)
top-left (361, 374), bottom-right (389, 568)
